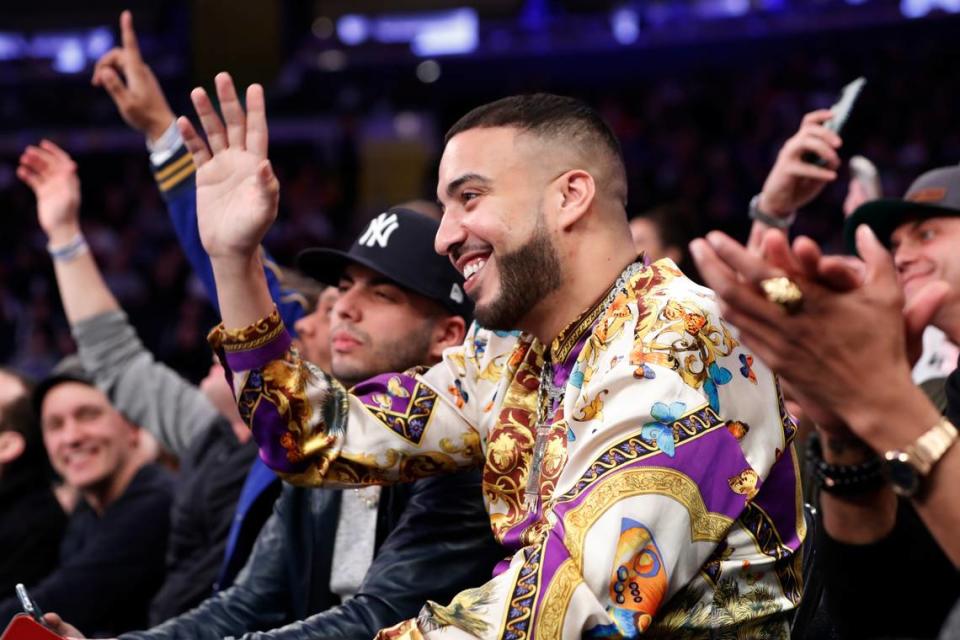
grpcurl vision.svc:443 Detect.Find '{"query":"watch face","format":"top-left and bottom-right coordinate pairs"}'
top-left (884, 453), bottom-right (920, 497)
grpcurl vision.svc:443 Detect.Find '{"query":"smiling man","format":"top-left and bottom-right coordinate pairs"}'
top-left (0, 359), bottom-right (173, 635)
top-left (186, 76), bottom-right (803, 638)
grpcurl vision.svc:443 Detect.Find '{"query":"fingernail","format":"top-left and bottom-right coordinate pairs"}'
top-left (689, 239), bottom-right (704, 261)
top-left (705, 231), bottom-right (724, 249)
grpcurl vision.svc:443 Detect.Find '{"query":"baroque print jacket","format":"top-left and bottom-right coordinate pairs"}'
top-left (209, 259), bottom-right (805, 640)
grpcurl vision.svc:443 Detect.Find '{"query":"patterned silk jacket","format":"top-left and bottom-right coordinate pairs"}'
top-left (210, 259), bottom-right (805, 639)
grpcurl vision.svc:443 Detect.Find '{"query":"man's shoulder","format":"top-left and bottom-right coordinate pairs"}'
top-left (635, 258), bottom-right (719, 313)
top-left (114, 464), bottom-right (176, 510)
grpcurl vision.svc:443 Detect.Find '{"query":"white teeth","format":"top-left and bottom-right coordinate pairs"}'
top-left (464, 259), bottom-right (486, 279)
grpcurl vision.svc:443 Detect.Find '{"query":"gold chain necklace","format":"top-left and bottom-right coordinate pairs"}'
top-left (521, 261), bottom-right (644, 514)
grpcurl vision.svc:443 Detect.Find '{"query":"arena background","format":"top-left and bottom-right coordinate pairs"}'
top-left (2, 0), bottom-right (958, 381)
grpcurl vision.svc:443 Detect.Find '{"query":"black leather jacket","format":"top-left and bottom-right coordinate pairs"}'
top-left (121, 469), bottom-right (502, 640)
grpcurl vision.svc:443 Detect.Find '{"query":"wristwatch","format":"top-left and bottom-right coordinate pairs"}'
top-left (748, 194), bottom-right (796, 230)
top-left (883, 417), bottom-right (958, 497)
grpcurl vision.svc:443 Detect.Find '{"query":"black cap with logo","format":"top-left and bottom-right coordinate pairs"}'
top-left (296, 207), bottom-right (473, 319)
top-left (845, 165), bottom-right (960, 254)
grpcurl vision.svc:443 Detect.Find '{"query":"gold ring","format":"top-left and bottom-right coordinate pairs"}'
top-left (759, 276), bottom-right (803, 314)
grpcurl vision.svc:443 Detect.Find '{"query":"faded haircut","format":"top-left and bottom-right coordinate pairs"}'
top-left (445, 93), bottom-right (628, 206)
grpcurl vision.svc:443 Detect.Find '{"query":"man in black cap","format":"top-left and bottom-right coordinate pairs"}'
top-left (45, 208), bottom-right (500, 640)
top-left (0, 358), bottom-right (174, 636)
top-left (299, 208), bottom-right (471, 388)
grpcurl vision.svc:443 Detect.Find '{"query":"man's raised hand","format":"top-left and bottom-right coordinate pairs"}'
top-left (179, 72), bottom-right (278, 264)
top-left (17, 141), bottom-right (82, 245)
top-left (758, 109), bottom-right (842, 216)
top-left (92, 10), bottom-right (175, 142)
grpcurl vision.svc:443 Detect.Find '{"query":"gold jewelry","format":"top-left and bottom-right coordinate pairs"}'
top-left (883, 417), bottom-right (958, 497)
top-left (759, 276), bottom-right (804, 314)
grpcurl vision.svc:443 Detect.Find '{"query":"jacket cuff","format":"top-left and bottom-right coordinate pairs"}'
top-left (208, 307), bottom-right (292, 372)
top-left (153, 144), bottom-right (196, 195)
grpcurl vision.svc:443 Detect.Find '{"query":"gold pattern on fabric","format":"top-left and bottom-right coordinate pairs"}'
top-left (418, 581), bottom-right (499, 636)
top-left (645, 577), bottom-right (789, 639)
top-left (360, 381), bottom-right (439, 445)
top-left (503, 544), bottom-right (545, 640)
top-left (564, 468), bottom-right (734, 568)
top-left (554, 404), bottom-right (725, 505)
top-left (534, 558), bottom-right (581, 639)
top-left (485, 339), bottom-right (541, 539)
top-left (208, 307), bottom-right (285, 353)
top-left (790, 444), bottom-right (807, 542)
top-left (738, 502), bottom-right (804, 604)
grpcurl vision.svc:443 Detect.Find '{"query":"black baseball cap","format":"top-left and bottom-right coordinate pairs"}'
top-left (32, 355), bottom-right (96, 417)
top-left (296, 207), bottom-right (473, 319)
top-left (844, 165), bottom-right (960, 254)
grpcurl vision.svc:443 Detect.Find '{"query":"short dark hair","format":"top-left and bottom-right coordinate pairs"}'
top-left (445, 93), bottom-right (627, 205)
top-left (0, 369), bottom-right (34, 438)
top-left (0, 369), bottom-right (51, 475)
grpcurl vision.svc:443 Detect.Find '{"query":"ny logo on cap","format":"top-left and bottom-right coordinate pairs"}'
top-left (450, 283), bottom-right (464, 304)
top-left (359, 212), bottom-right (400, 248)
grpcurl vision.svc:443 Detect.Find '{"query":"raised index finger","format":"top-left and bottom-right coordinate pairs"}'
top-left (120, 11), bottom-right (142, 60)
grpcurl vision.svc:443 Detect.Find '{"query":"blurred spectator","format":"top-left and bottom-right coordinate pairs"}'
top-left (14, 138), bottom-right (274, 623)
top-left (0, 368), bottom-right (67, 598)
top-left (0, 357), bottom-right (173, 636)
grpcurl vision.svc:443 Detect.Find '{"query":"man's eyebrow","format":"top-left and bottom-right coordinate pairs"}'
top-left (445, 173), bottom-right (491, 198)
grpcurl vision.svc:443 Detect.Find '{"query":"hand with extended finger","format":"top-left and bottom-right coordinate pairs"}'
top-left (758, 109), bottom-right (843, 218)
top-left (17, 140), bottom-right (82, 245)
top-left (92, 10), bottom-right (175, 142)
top-left (179, 73), bottom-right (277, 262)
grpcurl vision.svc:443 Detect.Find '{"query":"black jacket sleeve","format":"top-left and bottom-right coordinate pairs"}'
top-left (241, 469), bottom-right (501, 640)
top-left (820, 500), bottom-right (960, 639)
top-left (121, 490), bottom-right (294, 640)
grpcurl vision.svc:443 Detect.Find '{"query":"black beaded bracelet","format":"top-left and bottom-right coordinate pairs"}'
top-left (806, 435), bottom-right (885, 496)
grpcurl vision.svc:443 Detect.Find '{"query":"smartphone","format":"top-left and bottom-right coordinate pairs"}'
top-left (14, 585), bottom-right (45, 627)
top-left (803, 76), bottom-right (867, 167)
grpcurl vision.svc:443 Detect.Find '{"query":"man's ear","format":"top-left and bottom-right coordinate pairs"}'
top-left (555, 169), bottom-right (596, 232)
top-left (0, 431), bottom-right (26, 465)
top-left (429, 315), bottom-right (468, 362)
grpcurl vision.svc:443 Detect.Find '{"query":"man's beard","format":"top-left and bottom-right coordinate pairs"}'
top-left (474, 211), bottom-right (562, 331)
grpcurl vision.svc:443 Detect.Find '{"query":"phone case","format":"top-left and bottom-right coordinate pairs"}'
top-left (0, 615), bottom-right (63, 640)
